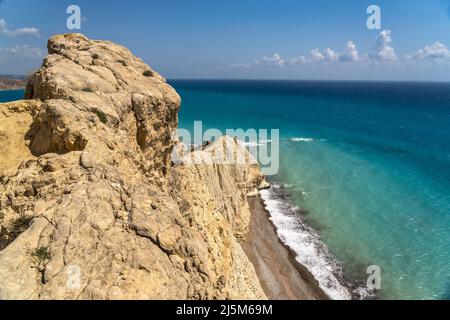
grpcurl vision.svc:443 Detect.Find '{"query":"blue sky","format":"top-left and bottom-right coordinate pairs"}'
top-left (1, 0), bottom-right (450, 80)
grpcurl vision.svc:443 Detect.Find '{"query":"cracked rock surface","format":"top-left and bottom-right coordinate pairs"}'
top-left (0, 34), bottom-right (266, 300)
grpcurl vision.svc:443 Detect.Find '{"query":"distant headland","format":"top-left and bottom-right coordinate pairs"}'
top-left (0, 76), bottom-right (27, 90)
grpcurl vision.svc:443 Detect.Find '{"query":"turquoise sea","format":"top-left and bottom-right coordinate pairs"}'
top-left (2, 81), bottom-right (450, 300)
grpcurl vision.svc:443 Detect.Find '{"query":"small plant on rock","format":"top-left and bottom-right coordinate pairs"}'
top-left (10, 215), bottom-right (33, 239)
top-left (143, 70), bottom-right (153, 77)
top-left (90, 108), bottom-right (108, 124)
top-left (31, 246), bottom-right (50, 265)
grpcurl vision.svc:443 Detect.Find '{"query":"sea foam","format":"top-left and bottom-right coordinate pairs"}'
top-left (290, 137), bottom-right (315, 142)
top-left (238, 139), bottom-right (273, 147)
top-left (260, 187), bottom-right (353, 300)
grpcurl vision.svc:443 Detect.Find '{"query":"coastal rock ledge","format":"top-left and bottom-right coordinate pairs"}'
top-left (0, 34), bottom-right (267, 300)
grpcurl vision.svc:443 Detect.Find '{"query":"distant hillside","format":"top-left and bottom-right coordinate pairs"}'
top-left (0, 77), bottom-right (27, 90)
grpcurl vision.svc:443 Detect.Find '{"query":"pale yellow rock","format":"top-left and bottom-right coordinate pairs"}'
top-left (0, 100), bottom-right (41, 177)
top-left (0, 218), bottom-right (50, 300)
top-left (0, 34), bottom-right (266, 300)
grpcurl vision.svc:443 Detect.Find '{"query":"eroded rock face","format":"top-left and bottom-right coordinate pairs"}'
top-left (0, 100), bottom-right (41, 178)
top-left (25, 33), bottom-right (179, 182)
top-left (0, 34), bottom-right (266, 300)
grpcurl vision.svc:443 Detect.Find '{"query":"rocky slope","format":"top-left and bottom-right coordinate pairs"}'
top-left (0, 34), bottom-right (267, 300)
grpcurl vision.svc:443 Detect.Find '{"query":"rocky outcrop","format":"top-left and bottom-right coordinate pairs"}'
top-left (0, 34), bottom-right (266, 300)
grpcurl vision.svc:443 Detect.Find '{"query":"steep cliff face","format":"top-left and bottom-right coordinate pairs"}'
top-left (0, 34), bottom-right (266, 300)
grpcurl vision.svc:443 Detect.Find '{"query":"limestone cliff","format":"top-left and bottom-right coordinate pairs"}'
top-left (0, 34), bottom-right (266, 300)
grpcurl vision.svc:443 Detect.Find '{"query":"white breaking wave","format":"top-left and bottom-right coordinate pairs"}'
top-left (290, 137), bottom-right (315, 142)
top-left (241, 141), bottom-right (263, 147)
top-left (238, 139), bottom-right (272, 147)
top-left (260, 188), bottom-right (353, 300)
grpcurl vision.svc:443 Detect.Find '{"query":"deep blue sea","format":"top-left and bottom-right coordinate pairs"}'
top-left (2, 81), bottom-right (450, 300)
top-left (0, 89), bottom-right (24, 102)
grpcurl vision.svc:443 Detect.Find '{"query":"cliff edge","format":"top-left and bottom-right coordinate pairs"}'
top-left (0, 34), bottom-right (267, 300)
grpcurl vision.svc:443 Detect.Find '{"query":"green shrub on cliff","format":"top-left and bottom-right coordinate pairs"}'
top-left (32, 247), bottom-right (50, 264)
top-left (90, 108), bottom-right (108, 124)
top-left (10, 215), bottom-right (33, 238)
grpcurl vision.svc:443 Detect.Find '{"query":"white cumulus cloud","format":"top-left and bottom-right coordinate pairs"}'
top-left (310, 47), bottom-right (339, 62)
top-left (228, 30), bottom-right (450, 72)
top-left (323, 47), bottom-right (339, 62)
top-left (371, 30), bottom-right (397, 62)
top-left (255, 53), bottom-right (285, 67)
top-left (289, 55), bottom-right (309, 66)
top-left (340, 41), bottom-right (360, 62)
top-left (0, 45), bottom-right (44, 60)
top-left (0, 18), bottom-right (39, 37)
top-left (408, 41), bottom-right (450, 60)
top-left (310, 48), bottom-right (325, 62)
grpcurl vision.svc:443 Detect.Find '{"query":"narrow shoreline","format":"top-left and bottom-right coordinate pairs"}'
top-left (243, 194), bottom-right (329, 300)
